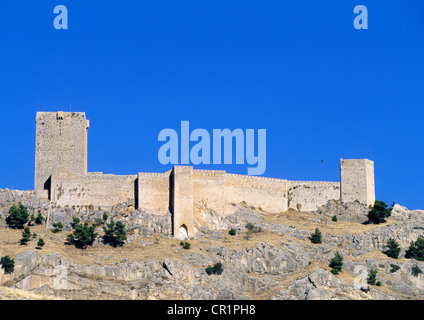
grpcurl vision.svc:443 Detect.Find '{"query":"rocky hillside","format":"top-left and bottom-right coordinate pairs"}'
top-left (0, 189), bottom-right (423, 300)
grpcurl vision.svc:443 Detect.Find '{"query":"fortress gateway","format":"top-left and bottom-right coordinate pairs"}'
top-left (34, 112), bottom-right (375, 238)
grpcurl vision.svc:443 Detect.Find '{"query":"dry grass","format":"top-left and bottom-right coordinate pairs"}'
top-left (0, 206), bottom-right (407, 300)
top-left (0, 286), bottom-right (59, 300)
top-left (263, 209), bottom-right (396, 235)
top-left (0, 208), bottom-right (395, 266)
top-left (0, 224), bottom-right (186, 266)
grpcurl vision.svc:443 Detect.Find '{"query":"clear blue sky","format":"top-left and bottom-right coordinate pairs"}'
top-left (0, 1), bottom-right (423, 209)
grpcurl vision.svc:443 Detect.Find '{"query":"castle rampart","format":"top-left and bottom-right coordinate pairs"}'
top-left (287, 181), bottom-right (341, 212)
top-left (225, 173), bottom-right (288, 214)
top-left (51, 170), bottom-right (137, 211)
top-left (193, 169), bottom-right (226, 217)
top-left (34, 112), bottom-right (376, 238)
top-left (137, 171), bottom-right (171, 216)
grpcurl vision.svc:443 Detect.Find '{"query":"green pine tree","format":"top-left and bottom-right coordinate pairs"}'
top-left (35, 212), bottom-right (44, 225)
top-left (52, 222), bottom-right (64, 233)
top-left (310, 228), bottom-right (322, 244)
top-left (37, 238), bottom-right (45, 249)
top-left (6, 204), bottom-right (29, 229)
top-left (367, 269), bottom-right (379, 285)
top-left (329, 251), bottom-right (344, 275)
top-left (103, 220), bottom-right (127, 247)
top-left (67, 222), bottom-right (98, 249)
top-left (367, 200), bottom-right (393, 224)
top-left (411, 265), bottom-right (423, 277)
top-left (405, 236), bottom-right (424, 261)
top-left (71, 217), bottom-right (80, 228)
top-left (0, 256), bottom-right (15, 274)
top-left (384, 238), bottom-right (401, 259)
top-left (20, 227), bottom-right (32, 245)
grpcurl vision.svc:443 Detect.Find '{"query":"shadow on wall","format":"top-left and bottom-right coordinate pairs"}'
top-left (169, 169), bottom-right (174, 236)
top-left (44, 176), bottom-right (51, 200)
top-left (134, 177), bottom-right (139, 209)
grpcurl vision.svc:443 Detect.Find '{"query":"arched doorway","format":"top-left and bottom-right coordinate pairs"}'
top-left (178, 224), bottom-right (188, 240)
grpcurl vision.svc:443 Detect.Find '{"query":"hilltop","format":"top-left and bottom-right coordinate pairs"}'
top-left (0, 189), bottom-right (423, 300)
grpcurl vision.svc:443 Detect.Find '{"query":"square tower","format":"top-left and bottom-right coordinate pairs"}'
top-left (340, 158), bottom-right (375, 206)
top-left (171, 166), bottom-right (194, 239)
top-left (34, 112), bottom-right (89, 191)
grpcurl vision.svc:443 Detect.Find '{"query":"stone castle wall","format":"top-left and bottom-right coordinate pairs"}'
top-left (225, 173), bottom-right (288, 214)
top-left (287, 181), bottom-right (341, 212)
top-left (193, 169), bottom-right (226, 216)
top-left (33, 112), bottom-right (376, 238)
top-left (51, 171), bottom-right (137, 211)
top-left (137, 171), bottom-right (170, 216)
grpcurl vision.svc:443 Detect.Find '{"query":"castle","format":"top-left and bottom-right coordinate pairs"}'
top-left (34, 112), bottom-right (375, 239)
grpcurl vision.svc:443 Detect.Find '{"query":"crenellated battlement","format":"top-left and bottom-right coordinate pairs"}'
top-left (226, 172), bottom-right (288, 182)
top-left (85, 174), bottom-right (137, 180)
top-left (138, 172), bottom-right (169, 178)
top-left (288, 180), bottom-right (340, 187)
top-left (194, 169), bottom-right (226, 177)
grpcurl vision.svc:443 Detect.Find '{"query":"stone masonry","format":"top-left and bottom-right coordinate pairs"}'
top-left (34, 112), bottom-right (375, 238)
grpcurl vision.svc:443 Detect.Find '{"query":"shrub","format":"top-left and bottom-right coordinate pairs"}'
top-left (310, 228), bottom-right (322, 244)
top-left (246, 222), bottom-right (255, 230)
top-left (411, 265), bottom-right (423, 277)
top-left (179, 241), bottom-right (191, 249)
top-left (66, 222), bottom-right (98, 249)
top-left (6, 204), bottom-right (29, 229)
top-left (71, 217), bottom-right (80, 229)
top-left (228, 228), bottom-right (237, 236)
top-left (35, 212), bottom-right (44, 225)
top-left (331, 215), bottom-right (338, 222)
top-left (245, 223), bottom-right (261, 233)
top-left (52, 222), bottom-right (64, 233)
top-left (37, 238), bottom-right (45, 249)
top-left (103, 220), bottom-right (127, 247)
top-left (206, 262), bottom-right (224, 275)
top-left (205, 266), bottom-right (214, 275)
top-left (102, 212), bottom-right (109, 221)
top-left (329, 252), bottom-right (343, 275)
top-left (390, 264), bottom-right (400, 273)
top-left (367, 269), bottom-right (379, 285)
top-left (30, 214), bottom-right (36, 225)
top-left (0, 256), bottom-right (15, 274)
top-left (384, 238), bottom-right (401, 259)
top-left (94, 218), bottom-right (103, 226)
top-left (405, 236), bottom-right (424, 261)
top-left (20, 227), bottom-right (32, 245)
top-left (244, 229), bottom-right (253, 240)
top-left (367, 200), bottom-right (393, 224)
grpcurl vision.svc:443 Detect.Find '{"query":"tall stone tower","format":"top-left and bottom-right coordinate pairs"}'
top-left (34, 112), bottom-right (89, 192)
top-left (171, 166), bottom-right (194, 240)
top-left (340, 158), bottom-right (375, 206)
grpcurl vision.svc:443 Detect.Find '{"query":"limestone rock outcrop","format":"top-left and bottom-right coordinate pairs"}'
top-left (1, 189), bottom-right (424, 300)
